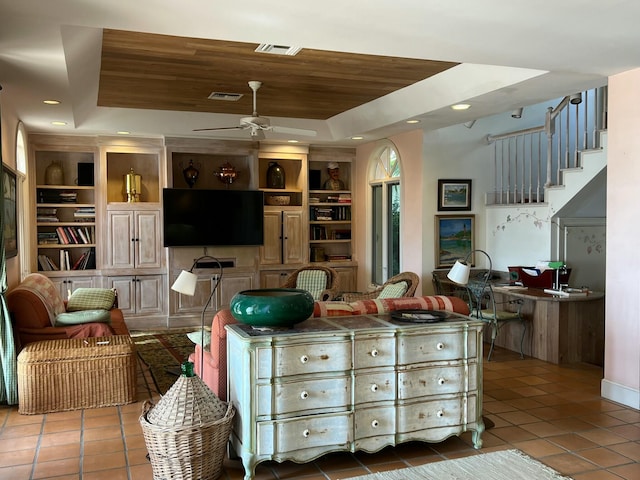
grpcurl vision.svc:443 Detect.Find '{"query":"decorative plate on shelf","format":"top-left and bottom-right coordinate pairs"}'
top-left (391, 309), bottom-right (449, 323)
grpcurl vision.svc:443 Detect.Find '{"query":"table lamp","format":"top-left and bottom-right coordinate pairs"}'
top-left (447, 249), bottom-right (493, 285)
top-left (171, 255), bottom-right (223, 374)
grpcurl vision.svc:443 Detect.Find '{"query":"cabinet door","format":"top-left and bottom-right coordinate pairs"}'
top-left (218, 274), bottom-right (254, 309)
top-left (135, 210), bottom-right (162, 268)
top-left (52, 276), bottom-right (96, 301)
top-left (261, 211), bottom-right (284, 265)
top-left (136, 275), bottom-right (164, 315)
top-left (282, 210), bottom-right (305, 265)
top-left (107, 211), bottom-right (135, 269)
top-left (335, 267), bottom-right (356, 293)
top-left (108, 276), bottom-right (136, 315)
top-left (260, 270), bottom-right (292, 288)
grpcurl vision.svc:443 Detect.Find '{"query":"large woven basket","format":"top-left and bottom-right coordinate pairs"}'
top-left (140, 363), bottom-right (235, 480)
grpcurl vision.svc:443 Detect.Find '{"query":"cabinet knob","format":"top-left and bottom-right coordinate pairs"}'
top-left (302, 429), bottom-right (310, 438)
top-left (436, 342), bottom-right (445, 350)
top-left (370, 384), bottom-right (379, 392)
top-left (300, 355), bottom-right (309, 364)
top-left (371, 420), bottom-right (379, 428)
top-left (437, 410), bottom-right (444, 418)
top-left (438, 378), bottom-right (446, 386)
top-left (300, 391), bottom-right (309, 400)
top-left (370, 348), bottom-right (379, 357)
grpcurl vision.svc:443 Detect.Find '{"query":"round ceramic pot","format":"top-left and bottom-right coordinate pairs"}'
top-left (230, 288), bottom-right (314, 328)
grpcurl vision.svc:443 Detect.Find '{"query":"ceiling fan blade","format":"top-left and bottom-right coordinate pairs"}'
top-left (192, 126), bottom-right (245, 132)
top-left (270, 125), bottom-right (317, 137)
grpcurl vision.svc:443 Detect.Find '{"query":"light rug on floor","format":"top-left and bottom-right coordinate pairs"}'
top-left (343, 449), bottom-right (572, 480)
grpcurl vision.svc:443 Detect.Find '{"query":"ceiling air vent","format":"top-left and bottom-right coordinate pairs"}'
top-left (255, 44), bottom-right (302, 56)
top-left (208, 92), bottom-right (243, 101)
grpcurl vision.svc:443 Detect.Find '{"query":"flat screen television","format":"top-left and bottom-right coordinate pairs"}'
top-left (163, 188), bottom-right (264, 247)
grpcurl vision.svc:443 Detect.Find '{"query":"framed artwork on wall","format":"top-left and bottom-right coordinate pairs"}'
top-left (437, 179), bottom-right (472, 211)
top-left (435, 214), bottom-right (474, 268)
top-left (2, 164), bottom-right (18, 258)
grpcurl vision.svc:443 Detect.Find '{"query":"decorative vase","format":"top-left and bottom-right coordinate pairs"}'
top-left (182, 160), bottom-right (199, 188)
top-left (266, 162), bottom-right (285, 189)
top-left (229, 289), bottom-right (314, 329)
top-left (123, 168), bottom-right (142, 202)
top-left (213, 162), bottom-right (239, 186)
top-left (44, 161), bottom-right (64, 185)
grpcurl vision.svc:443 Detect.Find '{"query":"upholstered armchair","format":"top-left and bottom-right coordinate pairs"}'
top-left (280, 265), bottom-right (341, 301)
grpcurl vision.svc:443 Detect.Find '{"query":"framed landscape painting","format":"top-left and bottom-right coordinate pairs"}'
top-left (435, 215), bottom-right (474, 268)
top-left (437, 179), bottom-right (472, 211)
top-left (3, 165), bottom-right (18, 258)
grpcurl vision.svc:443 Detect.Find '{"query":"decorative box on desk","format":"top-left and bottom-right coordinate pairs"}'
top-left (226, 312), bottom-right (484, 480)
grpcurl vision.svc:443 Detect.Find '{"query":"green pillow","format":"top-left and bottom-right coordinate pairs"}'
top-left (377, 281), bottom-right (408, 299)
top-left (55, 309), bottom-right (111, 326)
top-left (66, 288), bottom-right (116, 312)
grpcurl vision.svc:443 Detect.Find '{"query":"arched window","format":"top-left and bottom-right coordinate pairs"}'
top-left (369, 141), bottom-right (401, 285)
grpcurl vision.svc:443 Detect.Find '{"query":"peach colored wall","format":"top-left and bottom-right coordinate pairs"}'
top-left (354, 130), bottom-right (423, 294)
top-left (603, 69), bottom-right (640, 408)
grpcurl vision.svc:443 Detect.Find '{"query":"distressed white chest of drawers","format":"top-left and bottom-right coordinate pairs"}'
top-left (226, 313), bottom-right (484, 480)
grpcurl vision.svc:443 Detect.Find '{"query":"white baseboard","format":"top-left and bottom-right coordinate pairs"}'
top-left (601, 379), bottom-right (640, 410)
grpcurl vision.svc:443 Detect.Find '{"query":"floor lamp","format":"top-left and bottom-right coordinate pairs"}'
top-left (170, 255), bottom-right (223, 375)
top-left (446, 249), bottom-right (493, 286)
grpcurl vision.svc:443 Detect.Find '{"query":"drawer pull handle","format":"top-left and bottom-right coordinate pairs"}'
top-left (436, 342), bottom-right (445, 350)
top-left (371, 384), bottom-right (379, 392)
top-left (370, 349), bottom-right (379, 357)
top-left (437, 410), bottom-right (444, 418)
top-left (438, 378), bottom-right (446, 385)
top-left (302, 429), bottom-right (310, 438)
top-left (300, 355), bottom-right (309, 364)
top-left (371, 420), bottom-right (379, 428)
top-left (300, 391), bottom-right (309, 399)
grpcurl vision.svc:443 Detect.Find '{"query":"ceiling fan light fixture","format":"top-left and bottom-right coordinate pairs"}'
top-left (255, 44), bottom-right (302, 56)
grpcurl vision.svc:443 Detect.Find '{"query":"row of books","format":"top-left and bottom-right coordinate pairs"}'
top-left (55, 226), bottom-right (94, 245)
top-left (310, 206), bottom-right (351, 221)
top-left (37, 248), bottom-right (96, 271)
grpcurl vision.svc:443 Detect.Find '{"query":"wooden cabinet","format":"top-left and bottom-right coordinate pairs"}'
top-left (227, 313), bottom-right (484, 480)
top-left (259, 269), bottom-right (296, 289)
top-left (260, 210), bottom-right (305, 266)
top-left (106, 275), bottom-right (164, 316)
top-left (49, 275), bottom-right (97, 301)
top-left (169, 270), bottom-right (255, 317)
top-left (30, 137), bottom-right (98, 274)
top-left (106, 207), bottom-right (162, 269)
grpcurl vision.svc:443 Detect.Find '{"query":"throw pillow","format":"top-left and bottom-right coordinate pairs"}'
top-left (66, 288), bottom-right (116, 312)
top-left (54, 309), bottom-right (111, 326)
top-left (186, 329), bottom-right (212, 352)
top-left (377, 281), bottom-right (408, 299)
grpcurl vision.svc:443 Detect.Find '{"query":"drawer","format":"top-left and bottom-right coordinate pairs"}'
top-left (397, 395), bottom-right (477, 432)
top-left (398, 364), bottom-right (477, 400)
top-left (265, 341), bottom-right (352, 378)
top-left (354, 372), bottom-right (395, 404)
top-left (354, 405), bottom-right (396, 439)
top-left (354, 336), bottom-right (395, 369)
top-left (257, 413), bottom-right (352, 455)
top-left (257, 377), bottom-right (350, 416)
top-left (397, 331), bottom-right (477, 364)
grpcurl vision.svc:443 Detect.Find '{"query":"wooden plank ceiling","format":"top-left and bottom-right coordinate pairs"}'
top-left (98, 29), bottom-right (459, 120)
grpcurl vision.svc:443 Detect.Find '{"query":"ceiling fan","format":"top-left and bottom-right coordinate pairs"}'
top-left (194, 81), bottom-right (317, 139)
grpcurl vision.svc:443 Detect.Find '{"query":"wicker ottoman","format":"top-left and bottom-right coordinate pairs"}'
top-left (17, 335), bottom-right (137, 414)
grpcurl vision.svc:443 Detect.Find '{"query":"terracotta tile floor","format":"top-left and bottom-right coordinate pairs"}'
top-left (1, 344), bottom-right (639, 480)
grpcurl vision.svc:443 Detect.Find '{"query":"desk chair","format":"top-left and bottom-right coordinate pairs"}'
top-left (466, 280), bottom-right (526, 361)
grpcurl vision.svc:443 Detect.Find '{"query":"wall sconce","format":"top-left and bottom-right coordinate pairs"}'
top-left (463, 120), bottom-right (476, 129)
top-left (511, 107), bottom-right (524, 119)
top-left (569, 93), bottom-right (582, 105)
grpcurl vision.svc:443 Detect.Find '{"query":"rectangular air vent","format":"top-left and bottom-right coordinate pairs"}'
top-left (255, 44), bottom-right (302, 56)
top-left (207, 92), bottom-right (243, 101)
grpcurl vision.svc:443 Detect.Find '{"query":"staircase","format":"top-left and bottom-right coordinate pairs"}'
top-left (483, 87), bottom-right (608, 269)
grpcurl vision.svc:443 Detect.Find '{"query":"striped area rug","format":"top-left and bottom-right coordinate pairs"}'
top-left (343, 449), bottom-right (572, 480)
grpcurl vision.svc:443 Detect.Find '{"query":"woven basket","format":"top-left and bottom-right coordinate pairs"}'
top-left (140, 364), bottom-right (235, 480)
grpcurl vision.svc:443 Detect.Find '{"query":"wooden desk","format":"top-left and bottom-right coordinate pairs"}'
top-left (492, 287), bottom-right (605, 365)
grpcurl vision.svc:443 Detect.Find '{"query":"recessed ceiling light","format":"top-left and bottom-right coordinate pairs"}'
top-left (51, 121), bottom-right (67, 126)
top-left (255, 44), bottom-right (302, 56)
top-left (451, 103), bottom-right (471, 111)
top-left (406, 119), bottom-right (420, 124)
top-left (351, 136), bottom-right (364, 140)
top-left (287, 139), bottom-right (299, 143)
top-left (117, 131), bottom-right (131, 135)
top-left (43, 100), bottom-right (60, 105)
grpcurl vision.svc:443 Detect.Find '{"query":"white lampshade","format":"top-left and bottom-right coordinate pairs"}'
top-left (447, 260), bottom-right (471, 285)
top-left (171, 270), bottom-right (198, 296)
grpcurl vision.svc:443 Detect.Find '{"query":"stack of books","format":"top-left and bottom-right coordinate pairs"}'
top-left (37, 207), bottom-right (58, 222)
top-left (74, 206), bottom-right (95, 221)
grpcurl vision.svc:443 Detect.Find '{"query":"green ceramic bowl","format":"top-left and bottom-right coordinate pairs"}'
top-left (230, 288), bottom-right (315, 328)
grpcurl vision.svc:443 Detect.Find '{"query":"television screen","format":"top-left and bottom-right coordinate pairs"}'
top-left (163, 189), bottom-right (264, 247)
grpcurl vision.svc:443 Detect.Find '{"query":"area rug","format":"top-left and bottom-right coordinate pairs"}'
top-left (131, 328), bottom-right (197, 394)
top-left (344, 449), bottom-right (572, 480)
